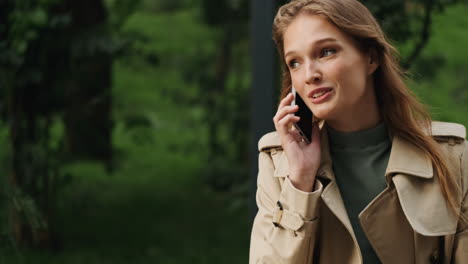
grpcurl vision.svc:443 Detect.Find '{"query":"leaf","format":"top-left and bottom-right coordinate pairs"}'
top-left (30, 8), bottom-right (48, 26)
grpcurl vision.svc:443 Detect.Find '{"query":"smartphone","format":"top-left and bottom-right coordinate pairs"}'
top-left (291, 86), bottom-right (313, 144)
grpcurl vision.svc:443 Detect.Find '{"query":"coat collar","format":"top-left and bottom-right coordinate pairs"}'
top-left (319, 123), bottom-right (434, 181)
top-left (384, 135), bottom-right (433, 179)
top-left (265, 121), bottom-right (465, 180)
top-left (271, 124), bottom-right (434, 180)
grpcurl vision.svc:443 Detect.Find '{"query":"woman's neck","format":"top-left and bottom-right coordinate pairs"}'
top-left (327, 84), bottom-right (381, 132)
top-left (327, 112), bottom-right (381, 132)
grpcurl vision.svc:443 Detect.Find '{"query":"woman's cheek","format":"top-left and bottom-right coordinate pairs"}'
top-left (291, 71), bottom-right (305, 90)
top-left (325, 60), bottom-right (347, 82)
top-left (331, 59), bottom-right (364, 90)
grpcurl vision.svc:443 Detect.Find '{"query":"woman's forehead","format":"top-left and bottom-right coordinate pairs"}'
top-left (283, 14), bottom-right (349, 55)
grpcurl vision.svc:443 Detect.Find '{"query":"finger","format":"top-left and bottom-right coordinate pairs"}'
top-left (290, 127), bottom-right (302, 142)
top-left (278, 115), bottom-right (300, 133)
top-left (278, 92), bottom-right (295, 109)
top-left (273, 106), bottom-right (298, 131)
top-left (282, 122), bottom-right (303, 148)
top-left (277, 114), bottom-right (300, 134)
top-left (274, 105), bottom-right (298, 124)
top-left (288, 117), bottom-right (302, 132)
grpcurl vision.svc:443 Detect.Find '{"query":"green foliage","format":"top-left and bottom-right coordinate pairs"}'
top-left (0, 0), bottom-right (65, 67)
top-left (1, 0), bottom-right (75, 249)
top-left (106, 0), bottom-right (142, 30)
top-left (201, 0), bottom-right (248, 25)
top-left (363, 0), bottom-right (459, 67)
top-left (114, 6), bottom-right (215, 150)
top-left (408, 3), bottom-right (468, 127)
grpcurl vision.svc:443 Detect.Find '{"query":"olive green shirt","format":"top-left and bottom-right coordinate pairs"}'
top-left (328, 123), bottom-right (391, 263)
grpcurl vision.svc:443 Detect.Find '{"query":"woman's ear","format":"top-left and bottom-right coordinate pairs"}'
top-left (367, 48), bottom-right (379, 75)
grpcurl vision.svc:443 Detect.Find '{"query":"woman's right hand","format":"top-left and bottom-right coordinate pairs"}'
top-left (273, 92), bottom-right (321, 192)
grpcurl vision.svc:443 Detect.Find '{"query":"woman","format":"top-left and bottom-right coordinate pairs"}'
top-left (249, 0), bottom-right (468, 263)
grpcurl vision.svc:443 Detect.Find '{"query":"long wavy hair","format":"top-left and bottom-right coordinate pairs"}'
top-left (273, 0), bottom-right (463, 219)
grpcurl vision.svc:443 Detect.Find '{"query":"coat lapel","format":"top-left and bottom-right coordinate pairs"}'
top-left (359, 136), bottom-right (457, 264)
top-left (385, 135), bottom-right (433, 179)
top-left (359, 133), bottom-right (459, 263)
top-left (384, 135), bottom-right (459, 236)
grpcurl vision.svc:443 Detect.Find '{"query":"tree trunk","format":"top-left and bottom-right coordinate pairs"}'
top-left (2, 0), bottom-right (112, 249)
top-left (63, 0), bottom-right (113, 170)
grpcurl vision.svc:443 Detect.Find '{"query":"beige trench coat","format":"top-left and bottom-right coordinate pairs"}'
top-left (249, 121), bottom-right (468, 264)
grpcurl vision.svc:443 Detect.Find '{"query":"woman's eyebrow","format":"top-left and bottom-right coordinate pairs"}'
top-left (284, 37), bottom-right (338, 58)
top-left (314, 37), bottom-right (337, 45)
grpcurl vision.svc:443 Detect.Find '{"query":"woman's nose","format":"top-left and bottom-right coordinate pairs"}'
top-left (305, 61), bottom-right (322, 84)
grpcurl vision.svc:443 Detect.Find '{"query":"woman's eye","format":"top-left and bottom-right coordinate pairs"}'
top-left (288, 60), bottom-right (300, 69)
top-left (320, 48), bottom-right (336, 58)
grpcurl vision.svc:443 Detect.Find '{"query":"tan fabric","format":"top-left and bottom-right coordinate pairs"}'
top-left (250, 121), bottom-right (468, 264)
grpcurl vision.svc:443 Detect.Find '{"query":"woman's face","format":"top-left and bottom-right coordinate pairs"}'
top-left (283, 14), bottom-right (379, 130)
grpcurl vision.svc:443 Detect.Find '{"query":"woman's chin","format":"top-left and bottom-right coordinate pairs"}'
top-left (310, 102), bottom-right (336, 120)
top-left (311, 108), bottom-right (333, 122)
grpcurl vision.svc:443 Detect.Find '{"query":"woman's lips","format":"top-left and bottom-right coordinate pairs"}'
top-left (309, 87), bottom-right (333, 104)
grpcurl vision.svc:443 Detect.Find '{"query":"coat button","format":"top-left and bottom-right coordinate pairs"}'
top-left (448, 138), bottom-right (456, 146)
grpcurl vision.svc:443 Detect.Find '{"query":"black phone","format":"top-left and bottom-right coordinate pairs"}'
top-left (291, 87), bottom-right (313, 144)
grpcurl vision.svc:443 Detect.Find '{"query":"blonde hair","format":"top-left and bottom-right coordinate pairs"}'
top-left (273, 0), bottom-right (463, 219)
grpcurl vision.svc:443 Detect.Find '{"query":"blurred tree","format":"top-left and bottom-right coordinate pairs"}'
top-left (197, 0), bottom-right (251, 192)
top-left (61, 0), bottom-right (113, 168)
top-left (0, 0), bottom-right (123, 248)
top-left (0, 0), bottom-right (66, 248)
top-left (362, 0), bottom-right (459, 68)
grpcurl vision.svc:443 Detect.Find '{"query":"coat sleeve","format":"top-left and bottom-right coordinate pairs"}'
top-left (249, 151), bottom-right (323, 264)
top-left (453, 140), bottom-right (468, 262)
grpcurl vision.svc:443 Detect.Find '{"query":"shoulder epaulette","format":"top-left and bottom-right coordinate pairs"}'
top-left (258, 131), bottom-right (282, 152)
top-left (431, 121), bottom-right (466, 143)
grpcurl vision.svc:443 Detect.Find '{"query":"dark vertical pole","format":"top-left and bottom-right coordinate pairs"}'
top-left (250, 0), bottom-right (276, 221)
